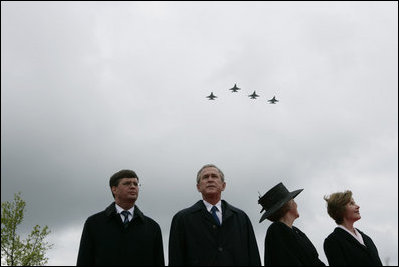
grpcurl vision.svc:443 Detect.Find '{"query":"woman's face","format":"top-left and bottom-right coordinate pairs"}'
top-left (288, 199), bottom-right (299, 219)
top-left (343, 197), bottom-right (361, 223)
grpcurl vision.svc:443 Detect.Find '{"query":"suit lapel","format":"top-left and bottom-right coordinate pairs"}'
top-left (195, 200), bottom-right (218, 225)
top-left (358, 230), bottom-right (373, 250)
top-left (221, 200), bottom-right (238, 224)
top-left (335, 228), bottom-right (368, 252)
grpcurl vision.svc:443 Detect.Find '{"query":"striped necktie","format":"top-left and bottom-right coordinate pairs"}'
top-left (211, 206), bottom-right (221, 225)
top-left (121, 210), bottom-right (130, 225)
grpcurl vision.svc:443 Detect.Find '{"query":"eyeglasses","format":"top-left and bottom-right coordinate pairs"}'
top-left (121, 181), bottom-right (141, 187)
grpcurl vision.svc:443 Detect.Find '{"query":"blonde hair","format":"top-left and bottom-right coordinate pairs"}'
top-left (323, 190), bottom-right (352, 224)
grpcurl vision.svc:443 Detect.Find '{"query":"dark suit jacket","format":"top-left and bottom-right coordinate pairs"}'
top-left (324, 227), bottom-right (382, 266)
top-left (77, 202), bottom-right (164, 266)
top-left (264, 221), bottom-right (325, 266)
top-left (168, 200), bottom-right (261, 266)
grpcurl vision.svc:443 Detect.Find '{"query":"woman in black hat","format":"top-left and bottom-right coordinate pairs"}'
top-left (258, 182), bottom-right (325, 266)
top-left (323, 190), bottom-right (382, 266)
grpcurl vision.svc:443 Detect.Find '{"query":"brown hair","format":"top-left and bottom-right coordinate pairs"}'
top-left (323, 190), bottom-right (352, 224)
top-left (109, 169), bottom-right (139, 198)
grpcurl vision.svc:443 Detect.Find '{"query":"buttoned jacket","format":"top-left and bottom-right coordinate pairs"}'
top-left (168, 200), bottom-right (261, 266)
top-left (264, 221), bottom-right (325, 266)
top-left (324, 227), bottom-right (382, 266)
top-left (77, 202), bottom-right (164, 266)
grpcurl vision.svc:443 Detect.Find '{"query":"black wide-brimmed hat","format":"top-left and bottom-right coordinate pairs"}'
top-left (258, 182), bottom-right (303, 223)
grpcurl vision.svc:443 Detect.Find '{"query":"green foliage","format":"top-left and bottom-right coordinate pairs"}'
top-left (1, 192), bottom-right (53, 266)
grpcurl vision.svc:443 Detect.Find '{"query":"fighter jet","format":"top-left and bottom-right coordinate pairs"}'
top-left (229, 83), bottom-right (241, 92)
top-left (267, 96), bottom-right (279, 104)
top-left (248, 91), bottom-right (259, 99)
top-left (206, 92), bottom-right (217, 100)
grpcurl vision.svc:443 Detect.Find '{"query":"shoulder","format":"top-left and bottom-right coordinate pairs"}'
top-left (85, 211), bottom-right (105, 225)
top-left (325, 227), bottom-right (338, 238)
top-left (85, 203), bottom-right (115, 223)
top-left (222, 200), bottom-right (247, 215)
top-left (266, 222), bottom-right (290, 236)
top-left (268, 221), bottom-right (288, 231)
top-left (266, 222), bottom-right (297, 243)
top-left (173, 200), bottom-right (204, 217)
top-left (143, 215), bottom-right (162, 231)
top-left (135, 206), bottom-right (161, 228)
top-left (83, 210), bottom-right (112, 233)
top-left (292, 225), bottom-right (308, 237)
top-left (170, 201), bottom-right (204, 228)
top-left (324, 227), bottom-right (344, 244)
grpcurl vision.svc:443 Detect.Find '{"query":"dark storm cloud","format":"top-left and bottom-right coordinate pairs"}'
top-left (2, 2), bottom-right (397, 265)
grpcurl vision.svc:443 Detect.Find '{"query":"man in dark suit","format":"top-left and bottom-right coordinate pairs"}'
top-left (77, 169), bottom-right (164, 266)
top-left (168, 164), bottom-right (261, 266)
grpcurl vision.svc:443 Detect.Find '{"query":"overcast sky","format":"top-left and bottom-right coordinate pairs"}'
top-left (1, 1), bottom-right (398, 266)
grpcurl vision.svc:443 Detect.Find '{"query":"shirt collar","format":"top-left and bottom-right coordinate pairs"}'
top-left (115, 203), bottom-right (135, 215)
top-left (338, 225), bottom-right (365, 245)
top-left (202, 200), bottom-right (222, 213)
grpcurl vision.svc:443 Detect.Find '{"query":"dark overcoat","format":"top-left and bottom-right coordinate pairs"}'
top-left (323, 227), bottom-right (382, 266)
top-left (168, 200), bottom-right (261, 266)
top-left (77, 202), bottom-right (164, 266)
top-left (264, 221), bottom-right (325, 266)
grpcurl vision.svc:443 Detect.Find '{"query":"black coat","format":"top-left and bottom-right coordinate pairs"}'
top-left (323, 227), bottom-right (382, 266)
top-left (264, 221), bottom-right (325, 266)
top-left (168, 200), bottom-right (261, 266)
top-left (77, 203), bottom-right (164, 266)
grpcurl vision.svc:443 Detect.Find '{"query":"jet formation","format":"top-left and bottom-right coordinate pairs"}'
top-left (207, 83), bottom-right (279, 104)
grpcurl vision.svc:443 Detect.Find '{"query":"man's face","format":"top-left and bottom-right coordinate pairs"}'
top-left (111, 177), bottom-right (139, 203)
top-left (196, 167), bottom-right (226, 197)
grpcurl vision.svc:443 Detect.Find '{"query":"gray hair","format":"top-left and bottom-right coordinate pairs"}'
top-left (196, 164), bottom-right (225, 184)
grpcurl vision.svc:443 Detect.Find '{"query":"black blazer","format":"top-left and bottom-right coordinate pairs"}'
top-left (324, 227), bottom-right (382, 266)
top-left (77, 203), bottom-right (164, 266)
top-left (168, 200), bottom-right (261, 266)
top-left (264, 221), bottom-right (325, 266)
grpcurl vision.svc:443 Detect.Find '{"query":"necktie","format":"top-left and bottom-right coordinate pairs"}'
top-left (211, 206), bottom-right (221, 225)
top-left (121, 210), bottom-right (130, 225)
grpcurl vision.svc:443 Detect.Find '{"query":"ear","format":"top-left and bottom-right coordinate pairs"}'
top-left (196, 183), bottom-right (201, 192)
top-left (221, 182), bottom-right (226, 191)
top-left (111, 186), bottom-right (117, 195)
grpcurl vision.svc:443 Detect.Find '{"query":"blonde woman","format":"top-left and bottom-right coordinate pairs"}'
top-left (323, 190), bottom-right (382, 266)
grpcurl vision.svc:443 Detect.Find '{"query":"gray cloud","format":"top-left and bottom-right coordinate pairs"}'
top-left (2, 2), bottom-right (397, 265)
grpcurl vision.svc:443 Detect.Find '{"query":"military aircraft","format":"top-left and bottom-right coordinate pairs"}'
top-left (267, 96), bottom-right (279, 104)
top-left (206, 92), bottom-right (217, 100)
top-left (229, 83), bottom-right (241, 92)
top-left (248, 91), bottom-right (259, 99)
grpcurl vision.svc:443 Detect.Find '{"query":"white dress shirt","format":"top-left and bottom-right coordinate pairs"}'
top-left (115, 203), bottom-right (134, 222)
top-left (203, 200), bottom-right (222, 225)
top-left (338, 224), bottom-right (365, 246)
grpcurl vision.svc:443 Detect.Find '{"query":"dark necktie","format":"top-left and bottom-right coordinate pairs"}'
top-left (121, 210), bottom-right (130, 225)
top-left (211, 206), bottom-right (221, 225)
